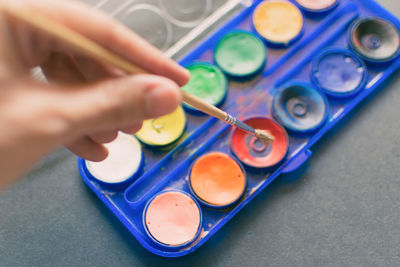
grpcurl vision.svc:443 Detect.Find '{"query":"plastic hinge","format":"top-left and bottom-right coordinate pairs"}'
top-left (282, 149), bottom-right (312, 173)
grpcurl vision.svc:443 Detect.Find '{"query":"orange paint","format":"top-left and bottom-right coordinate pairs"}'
top-left (190, 152), bottom-right (246, 207)
top-left (145, 191), bottom-right (201, 246)
top-left (253, 1), bottom-right (303, 44)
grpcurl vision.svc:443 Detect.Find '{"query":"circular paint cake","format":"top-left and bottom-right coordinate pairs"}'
top-left (294, 0), bottom-right (337, 12)
top-left (189, 152), bottom-right (246, 207)
top-left (349, 17), bottom-right (400, 63)
top-left (214, 31), bottom-right (266, 78)
top-left (144, 191), bottom-right (201, 246)
top-left (231, 117), bottom-right (288, 168)
top-left (135, 106), bottom-right (186, 146)
top-left (252, 0), bottom-right (304, 45)
top-left (181, 62), bottom-right (228, 112)
top-left (311, 48), bottom-right (367, 97)
top-left (272, 82), bottom-right (329, 132)
top-left (85, 132), bottom-right (143, 185)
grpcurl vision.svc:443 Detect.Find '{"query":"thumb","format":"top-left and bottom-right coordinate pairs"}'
top-left (60, 74), bottom-right (182, 140)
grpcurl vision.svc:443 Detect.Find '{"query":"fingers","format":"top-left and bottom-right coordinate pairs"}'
top-left (3, 0), bottom-right (190, 86)
top-left (70, 55), bottom-right (120, 82)
top-left (65, 135), bottom-right (108, 162)
top-left (41, 52), bottom-right (86, 84)
top-left (72, 121), bottom-right (143, 160)
top-left (58, 74), bottom-right (181, 139)
top-left (120, 122), bottom-right (143, 135)
top-left (89, 130), bottom-right (118, 144)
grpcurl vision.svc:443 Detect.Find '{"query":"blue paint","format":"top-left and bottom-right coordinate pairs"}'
top-left (273, 81), bottom-right (329, 132)
top-left (311, 48), bottom-right (367, 97)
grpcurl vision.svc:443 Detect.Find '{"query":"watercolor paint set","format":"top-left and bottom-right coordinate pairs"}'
top-left (78, 0), bottom-right (400, 257)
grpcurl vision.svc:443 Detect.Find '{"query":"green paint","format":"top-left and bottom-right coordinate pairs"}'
top-left (214, 31), bottom-right (266, 77)
top-left (182, 63), bottom-right (227, 109)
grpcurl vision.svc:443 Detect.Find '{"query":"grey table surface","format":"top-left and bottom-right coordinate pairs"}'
top-left (1, 0), bottom-right (400, 266)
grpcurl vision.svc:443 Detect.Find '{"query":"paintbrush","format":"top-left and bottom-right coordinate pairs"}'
top-left (3, 6), bottom-right (274, 144)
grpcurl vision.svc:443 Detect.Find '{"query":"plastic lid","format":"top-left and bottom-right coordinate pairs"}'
top-left (349, 17), bottom-right (400, 62)
top-left (117, 4), bottom-right (172, 50)
top-left (158, 0), bottom-right (211, 28)
top-left (136, 106), bottom-right (186, 146)
top-left (181, 63), bottom-right (228, 112)
top-left (273, 81), bottom-right (329, 132)
top-left (311, 48), bottom-right (367, 97)
top-left (214, 31), bottom-right (266, 78)
top-left (231, 117), bottom-right (288, 168)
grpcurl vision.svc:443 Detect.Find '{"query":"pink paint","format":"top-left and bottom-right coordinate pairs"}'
top-left (145, 191), bottom-right (201, 246)
top-left (295, 0), bottom-right (337, 11)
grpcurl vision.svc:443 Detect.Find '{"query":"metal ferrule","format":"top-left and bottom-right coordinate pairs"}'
top-left (225, 114), bottom-right (255, 134)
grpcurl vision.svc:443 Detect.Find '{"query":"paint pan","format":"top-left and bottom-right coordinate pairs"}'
top-left (252, 0), bottom-right (304, 46)
top-left (214, 30), bottom-right (266, 79)
top-left (294, 0), bottom-right (338, 14)
top-left (84, 132), bottom-right (143, 189)
top-left (189, 152), bottom-right (246, 208)
top-left (348, 17), bottom-right (400, 63)
top-left (311, 48), bottom-right (367, 97)
top-left (272, 81), bottom-right (329, 133)
top-left (136, 106), bottom-right (186, 147)
top-left (181, 62), bottom-right (228, 113)
top-left (231, 117), bottom-right (289, 168)
top-left (144, 191), bottom-right (202, 247)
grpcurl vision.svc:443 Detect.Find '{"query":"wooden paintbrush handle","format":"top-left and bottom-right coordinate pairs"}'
top-left (3, 6), bottom-right (228, 121)
top-left (181, 91), bottom-right (226, 120)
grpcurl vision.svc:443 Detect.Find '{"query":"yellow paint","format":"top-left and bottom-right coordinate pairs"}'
top-left (253, 1), bottom-right (303, 44)
top-left (136, 106), bottom-right (186, 146)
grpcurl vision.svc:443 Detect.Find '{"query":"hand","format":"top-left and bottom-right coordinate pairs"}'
top-left (0, 0), bottom-right (189, 187)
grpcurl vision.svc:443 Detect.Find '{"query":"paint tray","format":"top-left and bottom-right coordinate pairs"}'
top-left (78, 0), bottom-right (400, 257)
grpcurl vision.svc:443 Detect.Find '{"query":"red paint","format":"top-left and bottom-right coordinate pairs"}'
top-left (231, 117), bottom-right (289, 168)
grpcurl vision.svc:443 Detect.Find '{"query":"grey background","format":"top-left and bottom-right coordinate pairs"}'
top-left (1, 0), bottom-right (400, 266)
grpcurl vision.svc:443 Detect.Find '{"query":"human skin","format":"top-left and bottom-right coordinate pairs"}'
top-left (0, 0), bottom-right (189, 188)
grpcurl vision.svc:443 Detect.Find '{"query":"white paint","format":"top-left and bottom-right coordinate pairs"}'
top-left (86, 133), bottom-right (142, 184)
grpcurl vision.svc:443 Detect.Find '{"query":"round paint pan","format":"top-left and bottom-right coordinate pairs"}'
top-left (348, 17), bottom-right (400, 63)
top-left (214, 30), bottom-right (266, 79)
top-left (116, 4), bottom-right (172, 51)
top-left (83, 132), bottom-right (144, 190)
top-left (189, 152), bottom-right (247, 209)
top-left (231, 117), bottom-right (289, 169)
top-left (272, 81), bottom-right (329, 133)
top-left (143, 190), bottom-right (202, 249)
top-left (293, 0), bottom-right (338, 14)
top-left (181, 62), bottom-right (228, 114)
top-left (311, 48), bottom-right (368, 97)
top-left (158, 0), bottom-right (211, 28)
top-left (252, 0), bottom-right (304, 47)
top-left (136, 106), bottom-right (186, 147)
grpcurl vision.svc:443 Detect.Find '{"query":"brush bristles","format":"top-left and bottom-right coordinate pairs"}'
top-left (254, 129), bottom-right (275, 145)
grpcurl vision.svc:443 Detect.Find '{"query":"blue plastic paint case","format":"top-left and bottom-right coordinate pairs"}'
top-left (78, 0), bottom-right (400, 257)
